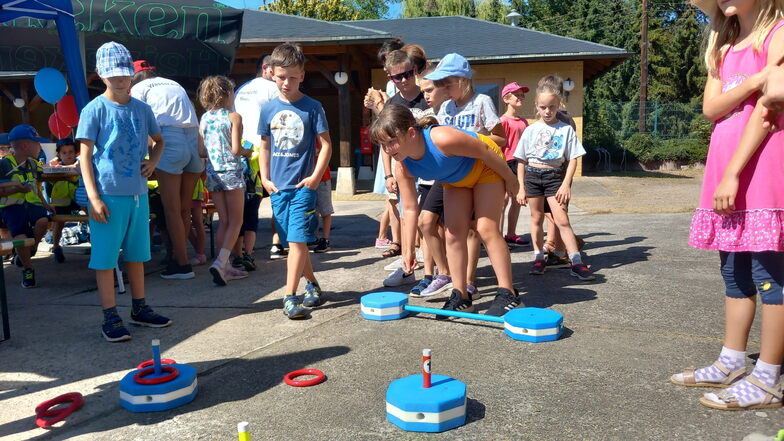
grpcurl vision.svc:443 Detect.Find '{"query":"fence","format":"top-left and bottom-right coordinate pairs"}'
top-left (585, 100), bottom-right (705, 140)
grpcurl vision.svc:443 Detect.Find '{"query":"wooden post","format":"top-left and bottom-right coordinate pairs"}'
top-left (335, 53), bottom-right (356, 196)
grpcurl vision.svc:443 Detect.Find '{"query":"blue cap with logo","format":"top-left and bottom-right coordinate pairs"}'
top-left (95, 41), bottom-right (134, 78)
top-left (424, 53), bottom-right (472, 81)
top-left (8, 124), bottom-right (48, 143)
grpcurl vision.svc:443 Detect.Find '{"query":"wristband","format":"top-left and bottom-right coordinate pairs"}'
top-left (384, 174), bottom-right (394, 179)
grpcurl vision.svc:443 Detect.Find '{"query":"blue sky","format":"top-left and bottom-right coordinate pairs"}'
top-left (216, 0), bottom-right (403, 18)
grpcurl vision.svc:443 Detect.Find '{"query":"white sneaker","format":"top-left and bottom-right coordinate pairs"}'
top-left (209, 262), bottom-right (227, 286)
top-left (383, 268), bottom-right (415, 287)
top-left (224, 266), bottom-right (249, 281)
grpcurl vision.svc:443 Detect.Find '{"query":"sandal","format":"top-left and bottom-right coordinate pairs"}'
top-left (699, 377), bottom-right (782, 410)
top-left (382, 242), bottom-right (401, 258)
top-left (670, 361), bottom-right (746, 388)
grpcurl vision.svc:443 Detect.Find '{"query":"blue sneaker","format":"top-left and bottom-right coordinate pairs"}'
top-left (283, 295), bottom-right (308, 319)
top-left (102, 315), bottom-right (131, 342)
top-left (302, 281), bottom-right (324, 307)
top-left (129, 305), bottom-right (172, 328)
top-left (409, 276), bottom-right (434, 297)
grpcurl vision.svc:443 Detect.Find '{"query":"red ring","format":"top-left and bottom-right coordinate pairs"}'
top-left (136, 359), bottom-right (176, 370)
top-left (133, 366), bottom-right (179, 385)
top-left (284, 369), bottom-right (326, 387)
top-left (35, 392), bottom-right (84, 428)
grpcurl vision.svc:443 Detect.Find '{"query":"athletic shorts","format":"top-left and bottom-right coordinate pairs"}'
top-left (443, 134), bottom-right (504, 189)
top-left (88, 194), bottom-right (150, 270)
top-left (156, 126), bottom-right (205, 175)
top-left (54, 202), bottom-right (81, 216)
top-left (720, 251), bottom-right (783, 305)
top-left (316, 180), bottom-right (334, 216)
top-left (524, 165), bottom-right (563, 198)
top-left (1, 203), bottom-right (50, 237)
top-left (417, 184), bottom-right (432, 212)
top-left (240, 193), bottom-right (262, 235)
top-left (507, 159), bottom-right (518, 175)
top-left (206, 169), bottom-right (245, 192)
top-left (420, 182), bottom-right (444, 220)
top-left (270, 187), bottom-right (317, 247)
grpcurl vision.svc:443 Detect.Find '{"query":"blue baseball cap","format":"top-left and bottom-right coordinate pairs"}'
top-left (0, 133), bottom-right (8, 145)
top-left (96, 41), bottom-right (134, 78)
top-left (8, 124), bottom-right (48, 143)
top-left (424, 53), bottom-right (472, 81)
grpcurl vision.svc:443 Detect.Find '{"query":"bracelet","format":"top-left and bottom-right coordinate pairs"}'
top-left (384, 174), bottom-right (394, 179)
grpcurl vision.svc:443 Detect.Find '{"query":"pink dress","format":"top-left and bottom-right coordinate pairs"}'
top-left (689, 20), bottom-right (784, 252)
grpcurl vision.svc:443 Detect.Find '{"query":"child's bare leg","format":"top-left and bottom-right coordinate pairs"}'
top-left (52, 221), bottom-right (65, 248)
top-left (474, 181), bottom-right (513, 290)
top-left (244, 231), bottom-right (257, 255)
top-left (444, 187), bottom-right (471, 299)
top-left (528, 197), bottom-right (545, 253)
top-left (15, 234), bottom-right (32, 268)
top-left (725, 296), bottom-right (756, 351)
top-left (759, 303), bottom-right (784, 365)
top-left (219, 189), bottom-right (246, 265)
top-left (388, 199), bottom-right (401, 244)
top-left (286, 242), bottom-right (308, 294)
top-left (321, 214), bottom-right (332, 240)
top-left (302, 250), bottom-right (316, 282)
top-left (546, 196), bottom-right (579, 255)
top-left (378, 207), bottom-right (390, 240)
top-left (97, 268), bottom-right (117, 308)
top-left (126, 261), bottom-right (146, 300)
top-left (188, 206), bottom-right (205, 256)
top-left (466, 228), bottom-right (480, 287)
top-left (419, 211), bottom-right (450, 274)
top-left (421, 231), bottom-right (434, 275)
top-left (506, 197), bottom-right (522, 238)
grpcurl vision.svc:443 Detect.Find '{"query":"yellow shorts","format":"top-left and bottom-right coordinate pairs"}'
top-left (443, 134), bottom-right (504, 189)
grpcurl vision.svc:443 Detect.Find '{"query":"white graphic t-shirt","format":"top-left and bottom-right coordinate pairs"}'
top-left (513, 120), bottom-right (586, 167)
top-left (437, 93), bottom-right (500, 135)
top-left (130, 77), bottom-right (198, 128)
top-left (234, 77), bottom-right (280, 146)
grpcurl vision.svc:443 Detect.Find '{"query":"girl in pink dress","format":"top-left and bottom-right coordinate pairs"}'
top-left (670, 0), bottom-right (784, 410)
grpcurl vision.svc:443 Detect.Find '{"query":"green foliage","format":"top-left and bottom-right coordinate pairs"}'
top-left (261, 0), bottom-right (388, 20)
top-left (476, 0), bottom-right (508, 23)
top-left (623, 133), bottom-right (707, 163)
top-left (403, 0), bottom-right (475, 17)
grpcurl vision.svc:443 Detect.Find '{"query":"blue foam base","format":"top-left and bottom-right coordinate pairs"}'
top-left (386, 412), bottom-right (466, 433)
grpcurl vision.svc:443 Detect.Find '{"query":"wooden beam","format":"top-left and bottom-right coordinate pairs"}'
top-left (306, 55), bottom-right (340, 88)
top-left (338, 53), bottom-right (352, 168)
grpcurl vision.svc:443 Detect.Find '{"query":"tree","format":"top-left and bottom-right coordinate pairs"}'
top-left (476, 0), bottom-right (509, 23)
top-left (262, 0), bottom-right (388, 21)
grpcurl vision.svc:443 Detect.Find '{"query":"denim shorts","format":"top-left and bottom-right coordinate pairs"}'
top-left (719, 251), bottom-right (783, 305)
top-left (270, 187), bottom-right (317, 247)
top-left (1, 203), bottom-right (50, 237)
top-left (156, 126), bottom-right (204, 175)
top-left (88, 194), bottom-right (151, 270)
top-left (524, 165), bottom-right (564, 197)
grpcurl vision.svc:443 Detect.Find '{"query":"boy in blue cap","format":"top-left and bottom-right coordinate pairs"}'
top-left (0, 125), bottom-right (54, 288)
top-left (76, 41), bottom-right (171, 342)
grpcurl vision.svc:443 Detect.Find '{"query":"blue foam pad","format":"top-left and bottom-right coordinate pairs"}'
top-left (119, 363), bottom-right (198, 412)
top-left (386, 374), bottom-right (467, 433)
top-left (360, 292), bottom-right (409, 321)
top-left (503, 307), bottom-right (563, 342)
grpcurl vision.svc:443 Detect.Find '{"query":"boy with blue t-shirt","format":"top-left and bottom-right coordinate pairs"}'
top-left (76, 42), bottom-right (172, 342)
top-left (259, 43), bottom-right (332, 319)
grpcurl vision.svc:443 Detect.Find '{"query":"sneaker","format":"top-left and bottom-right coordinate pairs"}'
top-left (270, 244), bottom-right (287, 260)
top-left (21, 268), bottom-right (36, 288)
top-left (130, 305), bottom-right (172, 328)
top-left (437, 289), bottom-right (474, 319)
top-left (545, 253), bottom-right (571, 268)
top-left (530, 260), bottom-right (546, 275)
top-left (224, 266), bottom-right (249, 281)
top-left (209, 262), bottom-right (227, 286)
top-left (13, 253), bottom-right (22, 267)
top-left (409, 276), bottom-right (434, 297)
top-left (302, 281), bottom-right (324, 307)
top-left (570, 263), bottom-right (596, 281)
top-left (53, 246), bottom-right (65, 263)
top-left (485, 288), bottom-right (522, 316)
top-left (383, 268), bottom-right (416, 287)
top-left (313, 238), bottom-right (331, 253)
top-left (241, 253), bottom-right (257, 271)
top-left (231, 256), bottom-right (244, 268)
top-left (307, 240), bottom-right (319, 249)
top-left (102, 315), bottom-right (131, 342)
top-left (283, 295), bottom-right (308, 319)
top-left (160, 262), bottom-right (195, 280)
top-left (504, 234), bottom-right (530, 247)
top-left (189, 254), bottom-right (207, 266)
top-left (419, 275), bottom-right (453, 297)
top-left (375, 238), bottom-right (392, 249)
top-left (467, 284), bottom-right (481, 301)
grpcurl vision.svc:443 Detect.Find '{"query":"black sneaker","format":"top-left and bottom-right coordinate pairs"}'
top-left (21, 268), bottom-right (36, 288)
top-left (53, 246), bottom-right (65, 263)
top-left (241, 253), bottom-right (257, 271)
top-left (437, 289), bottom-right (474, 319)
top-left (529, 260), bottom-right (546, 275)
top-left (570, 263), bottom-right (596, 281)
top-left (545, 253), bottom-right (570, 268)
top-left (485, 287), bottom-right (522, 316)
top-left (13, 253), bottom-right (22, 267)
top-left (313, 238), bottom-right (331, 253)
top-left (102, 315), bottom-right (131, 342)
top-left (130, 305), bottom-right (172, 328)
top-left (231, 256), bottom-right (244, 268)
top-left (160, 262), bottom-right (195, 280)
top-left (270, 244), bottom-right (287, 260)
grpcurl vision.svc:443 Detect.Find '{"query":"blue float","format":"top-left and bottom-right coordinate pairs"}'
top-left (360, 292), bottom-right (563, 342)
top-left (119, 339), bottom-right (198, 412)
top-left (386, 374), bottom-right (467, 432)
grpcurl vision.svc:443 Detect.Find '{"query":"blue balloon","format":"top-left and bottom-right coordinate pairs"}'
top-left (34, 68), bottom-right (67, 104)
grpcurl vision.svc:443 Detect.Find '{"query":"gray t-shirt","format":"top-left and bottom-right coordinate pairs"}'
top-left (437, 93), bottom-right (500, 135)
top-left (513, 120), bottom-right (586, 167)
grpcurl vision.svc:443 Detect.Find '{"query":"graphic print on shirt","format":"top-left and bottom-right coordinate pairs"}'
top-left (270, 110), bottom-right (304, 157)
top-left (109, 113), bottom-right (144, 178)
top-left (721, 73), bottom-right (748, 121)
top-left (533, 129), bottom-right (563, 161)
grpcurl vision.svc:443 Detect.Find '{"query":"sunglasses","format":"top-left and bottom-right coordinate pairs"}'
top-left (388, 69), bottom-right (415, 83)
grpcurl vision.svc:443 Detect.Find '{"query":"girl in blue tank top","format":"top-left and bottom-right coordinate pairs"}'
top-left (371, 103), bottom-right (519, 314)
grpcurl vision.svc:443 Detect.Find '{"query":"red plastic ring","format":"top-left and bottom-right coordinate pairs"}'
top-left (136, 359), bottom-right (176, 370)
top-left (133, 365), bottom-right (179, 385)
top-left (35, 392), bottom-right (84, 428)
top-left (284, 369), bottom-right (326, 387)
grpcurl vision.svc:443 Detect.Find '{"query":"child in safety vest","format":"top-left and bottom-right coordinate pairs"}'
top-left (190, 173), bottom-right (207, 266)
top-left (46, 138), bottom-right (80, 263)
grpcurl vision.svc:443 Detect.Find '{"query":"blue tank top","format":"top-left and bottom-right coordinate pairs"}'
top-left (402, 126), bottom-right (476, 183)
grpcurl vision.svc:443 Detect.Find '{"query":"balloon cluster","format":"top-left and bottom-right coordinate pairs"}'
top-left (34, 68), bottom-right (79, 139)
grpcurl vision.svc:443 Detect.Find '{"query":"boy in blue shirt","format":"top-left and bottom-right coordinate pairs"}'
top-left (259, 43), bottom-right (332, 319)
top-left (76, 42), bottom-right (171, 342)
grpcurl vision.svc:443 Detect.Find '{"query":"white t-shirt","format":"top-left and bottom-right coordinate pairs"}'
top-left (130, 77), bottom-right (198, 128)
top-left (233, 77), bottom-right (280, 146)
top-left (437, 93), bottom-right (500, 135)
top-left (513, 120), bottom-right (586, 167)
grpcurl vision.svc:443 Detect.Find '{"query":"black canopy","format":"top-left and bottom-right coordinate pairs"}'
top-left (0, 0), bottom-right (244, 78)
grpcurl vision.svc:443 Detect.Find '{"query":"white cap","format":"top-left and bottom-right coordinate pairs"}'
top-left (423, 349), bottom-right (431, 356)
top-left (238, 422), bottom-right (250, 433)
top-left (151, 339), bottom-right (160, 346)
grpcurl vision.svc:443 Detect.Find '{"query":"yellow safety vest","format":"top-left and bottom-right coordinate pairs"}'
top-left (249, 147), bottom-right (263, 196)
top-left (49, 176), bottom-right (78, 207)
top-left (147, 179), bottom-right (159, 196)
top-left (192, 177), bottom-right (205, 201)
top-left (0, 155), bottom-right (42, 207)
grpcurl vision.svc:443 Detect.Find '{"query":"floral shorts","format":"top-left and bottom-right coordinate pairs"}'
top-left (206, 169), bottom-right (244, 192)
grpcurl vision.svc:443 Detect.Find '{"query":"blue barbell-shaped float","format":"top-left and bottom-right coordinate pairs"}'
top-left (360, 292), bottom-right (563, 342)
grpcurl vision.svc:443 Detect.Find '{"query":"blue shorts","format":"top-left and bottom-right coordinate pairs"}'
top-left (720, 251), bottom-right (783, 305)
top-left (1, 203), bottom-right (50, 237)
top-left (156, 126), bottom-right (204, 175)
top-left (240, 193), bottom-right (262, 235)
top-left (88, 194), bottom-right (151, 270)
top-left (270, 187), bottom-right (317, 247)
